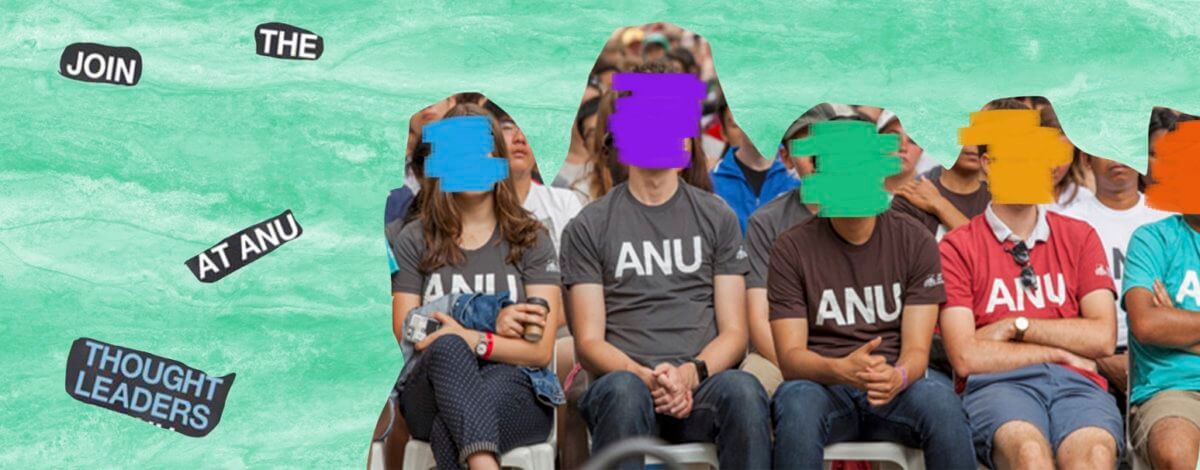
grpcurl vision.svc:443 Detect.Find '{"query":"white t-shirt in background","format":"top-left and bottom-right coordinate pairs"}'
top-left (1061, 193), bottom-right (1172, 347)
top-left (524, 183), bottom-right (583, 253)
top-left (1045, 183), bottom-right (1095, 214)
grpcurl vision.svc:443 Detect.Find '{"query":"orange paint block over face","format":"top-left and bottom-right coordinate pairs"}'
top-left (1147, 120), bottom-right (1200, 213)
top-left (959, 110), bottom-right (1072, 204)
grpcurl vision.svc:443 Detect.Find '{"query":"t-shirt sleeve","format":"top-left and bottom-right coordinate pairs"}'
top-left (713, 205), bottom-right (750, 276)
top-left (1121, 224), bottom-right (1165, 302)
top-left (939, 236), bottom-right (974, 311)
top-left (767, 235), bottom-right (807, 321)
top-left (521, 228), bottom-right (562, 286)
top-left (1075, 224), bottom-right (1118, 298)
top-left (390, 224), bottom-right (426, 295)
top-left (905, 228), bottom-right (947, 305)
top-left (386, 242), bottom-right (399, 275)
top-left (744, 213), bottom-right (773, 289)
top-left (559, 216), bottom-right (604, 286)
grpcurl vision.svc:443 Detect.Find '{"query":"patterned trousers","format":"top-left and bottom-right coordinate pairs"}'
top-left (400, 335), bottom-right (552, 469)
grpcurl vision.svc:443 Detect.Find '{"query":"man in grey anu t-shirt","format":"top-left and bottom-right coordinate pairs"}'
top-left (742, 188), bottom-right (814, 396)
top-left (561, 173), bottom-right (770, 469)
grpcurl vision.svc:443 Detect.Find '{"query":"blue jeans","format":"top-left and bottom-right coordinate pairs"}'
top-left (772, 371), bottom-right (976, 470)
top-left (579, 369), bottom-right (772, 470)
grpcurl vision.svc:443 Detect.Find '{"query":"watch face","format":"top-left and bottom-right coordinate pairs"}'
top-left (1015, 317), bottom-right (1029, 330)
top-left (475, 342), bottom-right (487, 355)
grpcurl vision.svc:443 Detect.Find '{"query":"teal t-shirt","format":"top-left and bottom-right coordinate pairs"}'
top-left (1123, 215), bottom-right (1200, 405)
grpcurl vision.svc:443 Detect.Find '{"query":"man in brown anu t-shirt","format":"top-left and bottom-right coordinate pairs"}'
top-left (767, 209), bottom-right (975, 469)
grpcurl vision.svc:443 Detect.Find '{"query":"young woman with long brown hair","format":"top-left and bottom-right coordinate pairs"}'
top-left (387, 103), bottom-right (564, 470)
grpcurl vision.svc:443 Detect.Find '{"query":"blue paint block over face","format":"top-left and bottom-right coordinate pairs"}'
top-left (423, 115), bottom-right (508, 192)
top-left (610, 73), bottom-right (706, 170)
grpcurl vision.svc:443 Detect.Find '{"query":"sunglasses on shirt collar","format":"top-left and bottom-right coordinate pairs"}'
top-left (1005, 241), bottom-right (1038, 291)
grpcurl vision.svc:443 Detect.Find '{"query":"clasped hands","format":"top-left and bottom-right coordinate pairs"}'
top-left (632, 362), bottom-right (700, 419)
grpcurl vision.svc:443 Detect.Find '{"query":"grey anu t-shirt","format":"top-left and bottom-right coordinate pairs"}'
top-left (389, 221), bottom-right (560, 304)
top-left (560, 181), bottom-right (748, 368)
top-left (746, 189), bottom-right (815, 289)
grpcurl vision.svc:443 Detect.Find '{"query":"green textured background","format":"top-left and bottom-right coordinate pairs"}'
top-left (1, 1), bottom-right (1195, 467)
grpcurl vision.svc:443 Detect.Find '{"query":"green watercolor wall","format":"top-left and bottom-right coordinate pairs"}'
top-left (1, 1), bottom-right (1194, 466)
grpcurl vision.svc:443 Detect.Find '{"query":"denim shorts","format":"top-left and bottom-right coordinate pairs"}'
top-left (963, 363), bottom-right (1124, 467)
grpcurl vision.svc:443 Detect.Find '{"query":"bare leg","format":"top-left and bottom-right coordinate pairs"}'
top-left (992, 421), bottom-right (1054, 470)
top-left (1056, 426), bottom-right (1116, 470)
top-left (466, 452), bottom-right (500, 470)
top-left (1148, 417), bottom-right (1200, 470)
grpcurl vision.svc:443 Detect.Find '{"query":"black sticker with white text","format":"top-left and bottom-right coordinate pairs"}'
top-left (65, 338), bottom-right (235, 437)
top-left (59, 43), bottom-right (142, 86)
top-left (185, 209), bottom-right (302, 283)
top-left (255, 22), bottom-right (323, 60)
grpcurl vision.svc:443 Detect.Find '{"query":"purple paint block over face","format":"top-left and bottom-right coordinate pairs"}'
top-left (609, 73), bottom-right (706, 169)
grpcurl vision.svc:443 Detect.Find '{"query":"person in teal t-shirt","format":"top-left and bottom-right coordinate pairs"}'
top-left (1122, 213), bottom-right (1200, 469)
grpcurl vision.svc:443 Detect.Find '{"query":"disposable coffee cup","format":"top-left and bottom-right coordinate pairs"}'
top-left (523, 297), bottom-right (550, 342)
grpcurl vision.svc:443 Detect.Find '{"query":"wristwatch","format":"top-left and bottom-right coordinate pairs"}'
top-left (689, 358), bottom-right (709, 384)
top-left (1013, 316), bottom-right (1030, 342)
top-left (474, 331), bottom-right (494, 359)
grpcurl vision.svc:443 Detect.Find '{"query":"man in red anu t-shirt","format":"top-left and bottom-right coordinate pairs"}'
top-left (939, 133), bottom-right (1122, 469)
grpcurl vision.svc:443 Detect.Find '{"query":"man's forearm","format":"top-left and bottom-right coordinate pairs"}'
top-left (934, 200), bottom-right (969, 230)
top-left (895, 351), bottom-right (929, 386)
top-left (696, 331), bottom-right (748, 374)
top-left (780, 348), bottom-right (845, 385)
top-left (1131, 305), bottom-right (1200, 349)
top-left (952, 338), bottom-right (1066, 376)
top-left (1024, 318), bottom-right (1115, 358)
top-left (577, 338), bottom-right (644, 377)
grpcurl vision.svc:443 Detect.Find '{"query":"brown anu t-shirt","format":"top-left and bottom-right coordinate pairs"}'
top-left (767, 210), bottom-right (946, 363)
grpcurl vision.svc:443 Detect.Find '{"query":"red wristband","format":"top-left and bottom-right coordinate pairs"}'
top-left (482, 331), bottom-right (494, 360)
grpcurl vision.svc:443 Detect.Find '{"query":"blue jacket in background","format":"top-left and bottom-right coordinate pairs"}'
top-left (710, 146), bottom-right (801, 233)
top-left (396, 291), bottom-right (565, 407)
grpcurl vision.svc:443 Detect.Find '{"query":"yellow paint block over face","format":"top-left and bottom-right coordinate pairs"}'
top-left (959, 110), bottom-right (1072, 205)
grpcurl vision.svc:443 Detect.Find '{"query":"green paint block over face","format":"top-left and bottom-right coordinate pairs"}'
top-left (792, 121), bottom-right (901, 217)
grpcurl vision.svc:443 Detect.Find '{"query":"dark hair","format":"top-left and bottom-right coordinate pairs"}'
top-left (451, 92), bottom-right (486, 106)
top-left (984, 98), bottom-right (1032, 111)
top-left (591, 60), bottom-right (621, 76)
top-left (575, 96), bottom-right (602, 138)
top-left (1150, 107), bottom-right (1179, 135)
top-left (483, 100), bottom-right (510, 123)
top-left (668, 48), bottom-right (696, 74)
top-left (634, 58), bottom-right (681, 74)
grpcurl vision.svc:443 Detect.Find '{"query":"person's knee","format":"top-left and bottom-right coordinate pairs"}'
top-left (585, 371), bottom-right (652, 409)
top-left (906, 378), bottom-right (967, 426)
top-left (710, 370), bottom-right (769, 423)
top-left (772, 380), bottom-right (827, 426)
top-left (425, 334), bottom-right (471, 361)
top-left (711, 371), bottom-right (768, 405)
top-left (994, 421), bottom-right (1052, 469)
top-left (1149, 418), bottom-right (1200, 470)
top-left (1056, 427), bottom-right (1116, 470)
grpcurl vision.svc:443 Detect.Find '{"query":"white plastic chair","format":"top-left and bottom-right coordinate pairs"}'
top-left (399, 349), bottom-right (559, 470)
top-left (823, 442), bottom-right (925, 470)
top-left (644, 443), bottom-right (719, 469)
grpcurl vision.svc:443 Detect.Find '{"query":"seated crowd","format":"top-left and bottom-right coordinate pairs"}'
top-left (374, 23), bottom-right (1200, 470)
